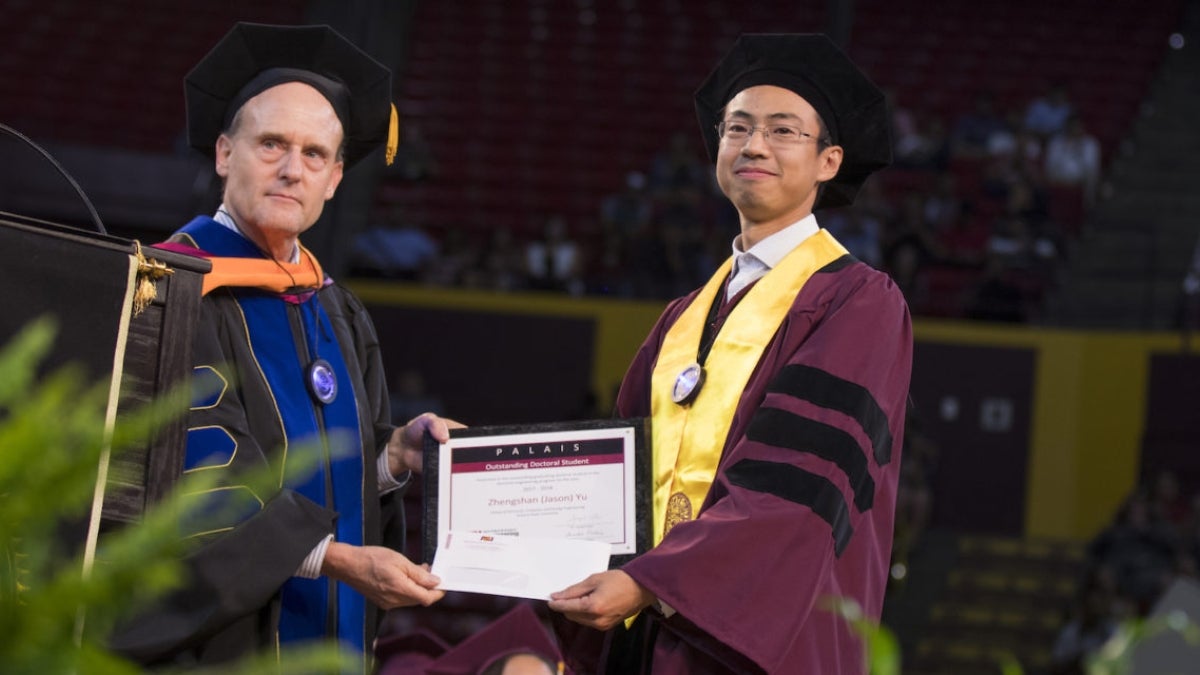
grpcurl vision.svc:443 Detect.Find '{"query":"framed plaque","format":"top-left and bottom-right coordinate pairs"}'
top-left (422, 418), bottom-right (650, 568)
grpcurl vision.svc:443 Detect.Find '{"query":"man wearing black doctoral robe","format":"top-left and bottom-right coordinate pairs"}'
top-left (109, 23), bottom-right (447, 669)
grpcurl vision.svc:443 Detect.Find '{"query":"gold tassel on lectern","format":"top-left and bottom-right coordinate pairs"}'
top-left (132, 241), bottom-right (173, 317)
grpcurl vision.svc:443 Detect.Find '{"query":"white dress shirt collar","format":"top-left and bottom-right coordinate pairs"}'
top-left (726, 214), bottom-right (820, 299)
top-left (214, 206), bottom-right (300, 263)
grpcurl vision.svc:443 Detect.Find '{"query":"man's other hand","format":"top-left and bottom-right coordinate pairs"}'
top-left (386, 412), bottom-right (465, 478)
top-left (321, 543), bottom-right (444, 609)
top-left (547, 570), bottom-right (655, 631)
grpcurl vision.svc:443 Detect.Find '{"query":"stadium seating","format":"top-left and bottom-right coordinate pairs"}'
top-left (381, 0), bottom-right (1180, 315)
top-left (0, 0), bottom-right (304, 153)
top-left (3, 1), bottom-right (1179, 318)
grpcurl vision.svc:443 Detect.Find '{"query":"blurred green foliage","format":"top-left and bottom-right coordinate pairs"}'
top-left (0, 317), bottom-right (353, 674)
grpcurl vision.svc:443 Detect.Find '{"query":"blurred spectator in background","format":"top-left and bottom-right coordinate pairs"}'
top-left (1003, 177), bottom-right (1057, 260)
top-left (921, 113), bottom-right (951, 170)
top-left (824, 205), bottom-right (883, 268)
top-left (886, 87), bottom-right (922, 168)
top-left (590, 221), bottom-right (635, 297)
top-left (1087, 490), bottom-right (1180, 614)
top-left (351, 210), bottom-right (440, 280)
top-left (1049, 570), bottom-right (1121, 675)
top-left (592, 171), bottom-right (656, 297)
top-left (1024, 81), bottom-right (1075, 139)
top-left (601, 171), bottom-right (654, 236)
top-left (1149, 468), bottom-right (1189, 527)
top-left (390, 369), bottom-right (445, 425)
top-left (987, 108), bottom-right (1043, 169)
top-left (965, 256), bottom-right (1027, 322)
top-left (920, 172), bottom-right (992, 270)
top-left (474, 226), bottom-right (525, 291)
top-left (884, 87), bottom-right (911, 139)
top-left (986, 217), bottom-right (1035, 267)
top-left (525, 214), bottom-right (584, 295)
top-left (854, 173), bottom-right (897, 226)
top-left (624, 213), bottom-right (672, 299)
top-left (656, 182), bottom-right (710, 296)
top-left (426, 227), bottom-right (482, 288)
top-left (894, 108), bottom-right (949, 170)
top-left (938, 212), bottom-right (990, 269)
top-left (1044, 115), bottom-right (1102, 206)
top-left (982, 141), bottom-right (1044, 205)
top-left (884, 193), bottom-right (944, 301)
top-left (967, 178), bottom-right (1057, 322)
top-left (648, 130), bottom-right (706, 194)
top-left (1184, 237), bottom-right (1200, 299)
top-left (387, 121), bottom-right (438, 182)
top-left (1181, 236), bottom-right (1200, 331)
top-left (951, 92), bottom-right (1007, 160)
top-left (1179, 492), bottom-right (1200, 581)
top-left (923, 173), bottom-right (967, 235)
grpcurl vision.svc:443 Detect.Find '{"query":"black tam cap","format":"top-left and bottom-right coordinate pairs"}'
top-left (695, 33), bottom-right (892, 209)
top-left (185, 22), bottom-right (398, 168)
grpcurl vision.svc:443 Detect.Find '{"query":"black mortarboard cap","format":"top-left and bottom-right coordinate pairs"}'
top-left (695, 34), bottom-right (892, 209)
top-left (185, 22), bottom-right (398, 168)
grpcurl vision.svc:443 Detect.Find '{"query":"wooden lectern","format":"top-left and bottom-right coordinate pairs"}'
top-left (0, 211), bottom-right (210, 537)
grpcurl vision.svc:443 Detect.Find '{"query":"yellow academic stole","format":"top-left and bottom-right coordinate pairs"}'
top-left (649, 229), bottom-right (847, 545)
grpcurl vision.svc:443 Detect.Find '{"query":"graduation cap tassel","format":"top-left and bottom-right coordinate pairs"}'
top-left (385, 103), bottom-right (399, 166)
top-left (132, 241), bottom-right (174, 317)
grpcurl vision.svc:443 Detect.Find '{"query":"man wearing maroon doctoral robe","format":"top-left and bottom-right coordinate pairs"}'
top-left (549, 34), bottom-right (912, 674)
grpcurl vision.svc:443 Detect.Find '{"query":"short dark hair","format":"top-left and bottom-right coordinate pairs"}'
top-left (814, 114), bottom-right (833, 151)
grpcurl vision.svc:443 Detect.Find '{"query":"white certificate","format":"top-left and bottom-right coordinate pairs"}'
top-left (422, 420), bottom-right (650, 582)
top-left (431, 531), bottom-right (610, 600)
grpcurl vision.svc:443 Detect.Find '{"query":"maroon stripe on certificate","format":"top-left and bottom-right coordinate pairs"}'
top-left (451, 437), bottom-right (625, 464)
top-left (452, 452), bottom-right (625, 474)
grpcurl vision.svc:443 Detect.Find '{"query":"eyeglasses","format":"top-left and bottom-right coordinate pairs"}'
top-left (716, 120), bottom-right (826, 146)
